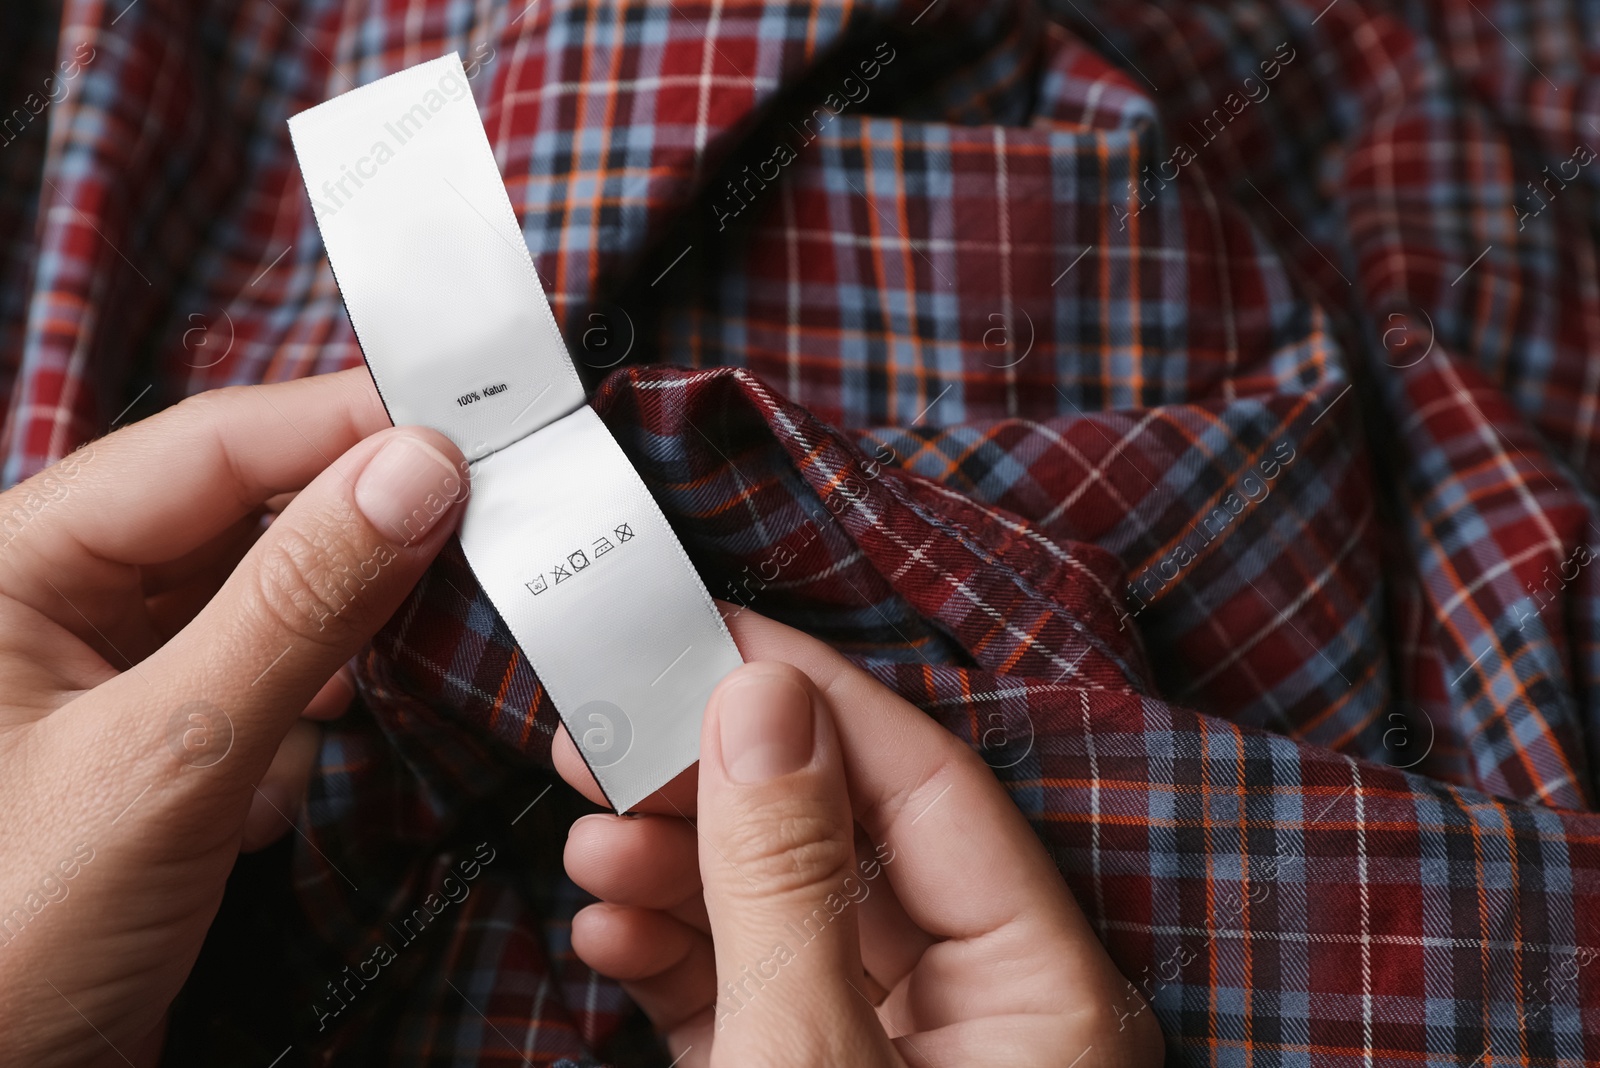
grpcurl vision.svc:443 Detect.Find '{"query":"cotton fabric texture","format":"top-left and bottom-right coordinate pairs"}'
top-left (3, 0), bottom-right (1599, 1064)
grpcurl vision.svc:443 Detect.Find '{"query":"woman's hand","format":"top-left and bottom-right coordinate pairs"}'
top-left (0, 368), bottom-right (468, 1066)
top-left (556, 608), bottom-right (1164, 1068)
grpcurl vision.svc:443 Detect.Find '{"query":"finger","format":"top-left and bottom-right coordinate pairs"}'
top-left (62, 424), bottom-right (469, 829)
top-left (564, 813), bottom-right (711, 934)
top-left (552, 723), bottom-right (700, 816)
top-left (15, 368), bottom-right (389, 569)
top-left (571, 903), bottom-right (719, 1045)
top-left (552, 724), bottom-right (606, 803)
top-left (0, 597), bottom-right (117, 723)
top-left (564, 813), bottom-right (702, 911)
top-left (142, 516), bottom-right (268, 643)
top-left (888, 1016), bottom-right (1101, 1068)
top-left (723, 608), bottom-right (1120, 1008)
top-left (139, 510), bottom-right (266, 599)
top-left (571, 902), bottom-right (702, 983)
top-left (0, 370), bottom-right (391, 654)
top-left (301, 664), bottom-right (356, 721)
top-left (240, 719), bottom-right (320, 852)
top-left (696, 661), bottom-right (896, 1064)
top-left (850, 823), bottom-right (934, 990)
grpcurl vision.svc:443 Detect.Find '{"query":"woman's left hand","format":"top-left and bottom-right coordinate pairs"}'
top-left (0, 368), bottom-right (467, 1066)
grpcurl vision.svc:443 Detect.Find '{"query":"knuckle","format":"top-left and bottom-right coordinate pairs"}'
top-left (172, 383), bottom-right (245, 422)
top-left (718, 797), bottom-right (852, 897)
top-left (248, 520), bottom-right (371, 646)
top-left (863, 741), bottom-right (973, 835)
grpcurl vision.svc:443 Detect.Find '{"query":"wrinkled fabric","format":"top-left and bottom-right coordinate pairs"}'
top-left (5, 0), bottom-right (1600, 1064)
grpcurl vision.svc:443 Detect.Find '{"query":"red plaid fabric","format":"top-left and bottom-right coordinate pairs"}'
top-left (5, 0), bottom-right (1600, 1064)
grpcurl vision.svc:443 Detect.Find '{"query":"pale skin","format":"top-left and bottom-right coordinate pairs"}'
top-left (556, 619), bottom-right (1163, 1068)
top-left (0, 369), bottom-right (1161, 1067)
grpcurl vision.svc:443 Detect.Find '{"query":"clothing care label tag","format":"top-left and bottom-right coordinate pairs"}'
top-left (289, 53), bottom-right (743, 812)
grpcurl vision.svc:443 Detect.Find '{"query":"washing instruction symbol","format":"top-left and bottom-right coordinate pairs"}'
top-left (575, 700), bottom-right (634, 769)
top-left (525, 520), bottom-right (634, 596)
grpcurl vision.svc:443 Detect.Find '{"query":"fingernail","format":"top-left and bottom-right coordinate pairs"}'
top-left (718, 671), bottom-right (815, 783)
top-left (355, 433), bottom-right (465, 545)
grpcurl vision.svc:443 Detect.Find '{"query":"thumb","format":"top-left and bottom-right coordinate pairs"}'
top-left (697, 662), bottom-right (894, 1066)
top-left (72, 425), bottom-right (467, 811)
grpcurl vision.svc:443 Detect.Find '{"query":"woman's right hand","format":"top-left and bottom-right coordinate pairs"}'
top-left (555, 608), bottom-right (1165, 1068)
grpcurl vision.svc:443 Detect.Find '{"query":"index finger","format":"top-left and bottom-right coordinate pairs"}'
top-left (4, 368), bottom-right (392, 575)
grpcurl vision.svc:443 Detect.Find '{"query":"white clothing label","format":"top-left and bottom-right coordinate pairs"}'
top-left (289, 53), bottom-right (742, 812)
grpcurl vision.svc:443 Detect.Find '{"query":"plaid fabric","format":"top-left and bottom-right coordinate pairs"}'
top-left (5, 0), bottom-right (1600, 1063)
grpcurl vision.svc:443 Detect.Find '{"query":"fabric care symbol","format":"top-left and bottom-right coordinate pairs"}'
top-left (525, 522), bottom-right (635, 596)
